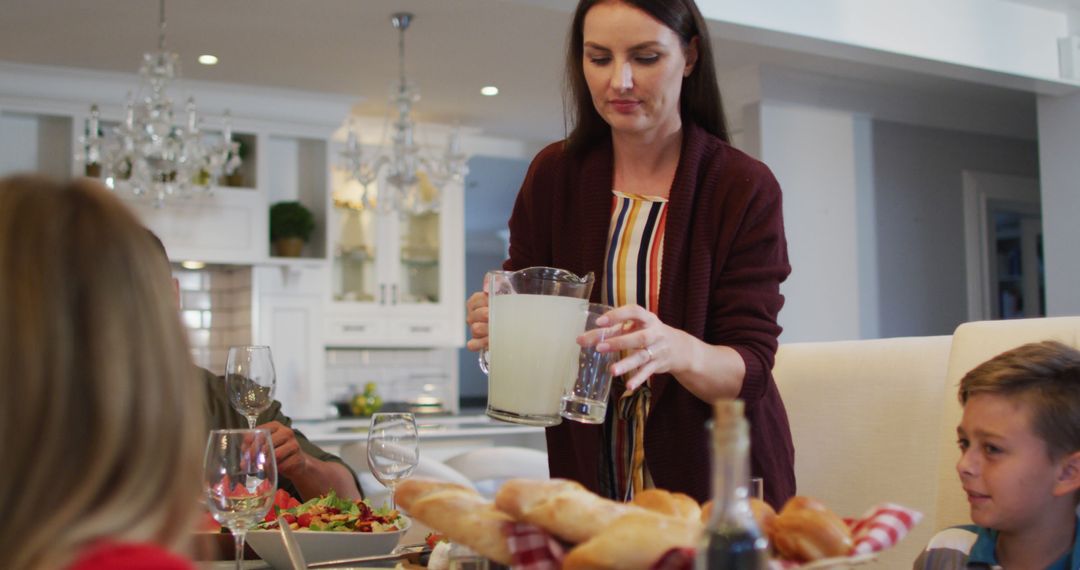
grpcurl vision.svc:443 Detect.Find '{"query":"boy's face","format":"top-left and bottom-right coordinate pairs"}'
top-left (956, 393), bottom-right (1064, 531)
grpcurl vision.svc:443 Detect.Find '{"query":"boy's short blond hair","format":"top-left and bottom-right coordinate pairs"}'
top-left (960, 340), bottom-right (1080, 459)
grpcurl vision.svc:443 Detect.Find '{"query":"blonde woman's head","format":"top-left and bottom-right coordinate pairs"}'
top-left (0, 175), bottom-right (204, 569)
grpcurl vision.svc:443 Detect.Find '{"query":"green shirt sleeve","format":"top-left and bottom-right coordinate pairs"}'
top-left (199, 367), bottom-right (363, 499)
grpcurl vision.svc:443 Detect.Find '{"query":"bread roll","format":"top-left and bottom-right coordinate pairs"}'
top-left (749, 497), bottom-right (777, 535)
top-left (563, 511), bottom-right (703, 570)
top-left (632, 489), bottom-right (701, 521)
top-left (495, 478), bottom-right (645, 543)
top-left (395, 478), bottom-right (513, 565)
top-left (771, 496), bottom-right (852, 561)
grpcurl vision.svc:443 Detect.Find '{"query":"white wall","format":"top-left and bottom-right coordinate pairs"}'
top-left (731, 65), bottom-right (1043, 342)
top-left (872, 121), bottom-right (1040, 337)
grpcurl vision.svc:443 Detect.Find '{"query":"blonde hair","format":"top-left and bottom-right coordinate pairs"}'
top-left (959, 340), bottom-right (1080, 460)
top-left (0, 175), bottom-right (205, 569)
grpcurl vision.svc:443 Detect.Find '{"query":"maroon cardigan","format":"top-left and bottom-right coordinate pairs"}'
top-left (503, 123), bottom-right (796, 508)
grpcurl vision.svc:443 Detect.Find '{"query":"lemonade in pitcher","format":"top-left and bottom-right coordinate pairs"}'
top-left (487, 294), bottom-right (588, 424)
top-left (481, 267), bottom-right (594, 426)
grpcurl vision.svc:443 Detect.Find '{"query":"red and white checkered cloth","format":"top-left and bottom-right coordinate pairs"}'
top-left (503, 503), bottom-right (922, 570)
top-left (503, 522), bottom-right (565, 570)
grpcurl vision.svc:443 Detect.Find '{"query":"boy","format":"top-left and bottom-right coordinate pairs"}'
top-left (915, 340), bottom-right (1080, 570)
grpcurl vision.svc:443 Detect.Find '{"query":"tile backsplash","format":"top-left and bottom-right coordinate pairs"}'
top-left (171, 264), bottom-right (459, 416)
top-left (325, 347), bottom-right (458, 413)
top-left (173, 264), bottom-right (252, 373)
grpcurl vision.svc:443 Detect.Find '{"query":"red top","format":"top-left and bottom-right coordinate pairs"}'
top-left (505, 122), bottom-right (796, 508)
top-left (68, 541), bottom-right (194, 570)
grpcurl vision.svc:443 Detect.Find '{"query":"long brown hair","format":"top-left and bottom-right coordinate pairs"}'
top-left (563, 0), bottom-right (729, 154)
top-left (0, 175), bottom-right (204, 569)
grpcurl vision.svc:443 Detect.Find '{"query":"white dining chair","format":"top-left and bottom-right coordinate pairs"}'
top-left (339, 440), bottom-right (476, 506)
top-left (772, 334), bottom-right (953, 569)
top-left (933, 316), bottom-right (1080, 531)
top-left (443, 446), bottom-right (549, 499)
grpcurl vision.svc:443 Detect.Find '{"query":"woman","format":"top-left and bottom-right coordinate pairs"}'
top-left (0, 176), bottom-right (204, 569)
top-left (466, 0), bottom-right (795, 507)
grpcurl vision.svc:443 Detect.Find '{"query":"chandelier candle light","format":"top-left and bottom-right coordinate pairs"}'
top-left (339, 12), bottom-right (469, 216)
top-left (78, 0), bottom-right (240, 207)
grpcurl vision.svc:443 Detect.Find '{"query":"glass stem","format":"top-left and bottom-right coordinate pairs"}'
top-left (233, 530), bottom-right (246, 570)
top-left (388, 482), bottom-right (397, 510)
top-left (246, 415), bottom-right (257, 429)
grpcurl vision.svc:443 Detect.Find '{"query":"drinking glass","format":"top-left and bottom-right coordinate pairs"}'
top-left (204, 429), bottom-right (277, 570)
top-left (561, 303), bottom-right (618, 424)
top-left (366, 412), bottom-right (419, 509)
top-left (226, 345), bottom-right (276, 428)
top-left (750, 477), bottom-right (764, 500)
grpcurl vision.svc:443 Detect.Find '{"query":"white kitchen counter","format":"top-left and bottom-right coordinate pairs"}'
top-left (293, 413), bottom-right (547, 456)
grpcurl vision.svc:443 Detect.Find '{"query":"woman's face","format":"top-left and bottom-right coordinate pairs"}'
top-left (582, 0), bottom-right (697, 139)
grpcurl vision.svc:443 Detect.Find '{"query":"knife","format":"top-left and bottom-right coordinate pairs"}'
top-left (306, 543), bottom-right (430, 568)
top-left (277, 515), bottom-right (309, 570)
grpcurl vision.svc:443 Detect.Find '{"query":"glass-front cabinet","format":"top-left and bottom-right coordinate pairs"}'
top-left (327, 164), bottom-right (464, 347)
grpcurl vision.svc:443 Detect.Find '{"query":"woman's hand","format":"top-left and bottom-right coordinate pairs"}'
top-left (465, 291), bottom-right (489, 352)
top-left (588, 304), bottom-right (695, 393)
top-left (588, 304), bottom-right (747, 401)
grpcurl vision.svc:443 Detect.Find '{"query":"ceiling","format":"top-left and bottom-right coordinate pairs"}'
top-left (0, 0), bottom-right (1046, 145)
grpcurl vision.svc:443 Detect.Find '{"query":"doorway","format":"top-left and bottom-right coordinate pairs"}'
top-left (963, 171), bottom-right (1043, 321)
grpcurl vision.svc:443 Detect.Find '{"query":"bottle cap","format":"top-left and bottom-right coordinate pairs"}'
top-left (711, 398), bottom-right (748, 445)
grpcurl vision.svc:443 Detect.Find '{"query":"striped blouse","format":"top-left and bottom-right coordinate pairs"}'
top-left (602, 190), bottom-right (668, 501)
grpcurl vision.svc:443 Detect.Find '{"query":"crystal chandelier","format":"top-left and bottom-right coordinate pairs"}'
top-left (77, 0), bottom-right (239, 207)
top-left (339, 12), bottom-right (468, 216)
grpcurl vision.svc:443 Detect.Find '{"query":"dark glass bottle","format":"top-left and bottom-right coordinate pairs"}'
top-left (696, 400), bottom-right (768, 570)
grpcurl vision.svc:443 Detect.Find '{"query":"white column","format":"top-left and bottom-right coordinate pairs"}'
top-left (1037, 92), bottom-right (1080, 316)
top-left (757, 102), bottom-right (874, 342)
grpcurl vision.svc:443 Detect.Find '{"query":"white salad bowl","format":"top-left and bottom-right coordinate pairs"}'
top-left (245, 517), bottom-right (409, 569)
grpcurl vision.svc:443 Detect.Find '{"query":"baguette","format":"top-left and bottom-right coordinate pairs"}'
top-left (563, 511), bottom-right (703, 570)
top-left (495, 478), bottom-right (645, 543)
top-left (395, 479), bottom-right (472, 512)
top-left (632, 489), bottom-right (701, 521)
top-left (395, 478), bottom-right (513, 565)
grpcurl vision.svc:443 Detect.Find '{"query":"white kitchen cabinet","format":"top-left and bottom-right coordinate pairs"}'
top-left (325, 154), bottom-right (466, 348)
top-left (0, 95), bottom-right (334, 267)
top-left (252, 264), bottom-right (329, 419)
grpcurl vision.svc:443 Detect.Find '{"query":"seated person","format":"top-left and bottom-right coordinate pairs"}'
top-left (145, 231), bottom-right (362, 501)
top-left (914, 340), bottom-right (1080, 570)
top-left (202, 367), bottom-right (362, 501)
top-left (0, 175), bottom-right (204, 569)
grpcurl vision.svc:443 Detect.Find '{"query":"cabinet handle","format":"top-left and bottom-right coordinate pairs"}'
top-left (392, 284), bottom-right (399, 305)
top-left (343, 325), bottom-right (367, 333)
top-left (409, 325), bottom-right (432, 334)
top-left (380, 283), bottom-right (387, 305)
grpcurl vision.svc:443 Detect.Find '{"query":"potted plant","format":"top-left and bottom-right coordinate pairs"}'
top-left (269, 201), bottom-right (315, 257)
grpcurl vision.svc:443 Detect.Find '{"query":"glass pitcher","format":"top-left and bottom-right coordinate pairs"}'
top-left (480, 266), bottom-right (594, 426)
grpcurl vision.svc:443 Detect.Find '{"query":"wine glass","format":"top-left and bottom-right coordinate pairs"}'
top-left (366, 412), bottom-right (419, 509)
top-left (204, 429), bottom-right (277, 570)
top-left (226, 345), bottom-right (276, 428)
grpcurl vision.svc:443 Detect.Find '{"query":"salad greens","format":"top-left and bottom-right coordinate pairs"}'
top-left (257, 490), bottom-right (406, 533)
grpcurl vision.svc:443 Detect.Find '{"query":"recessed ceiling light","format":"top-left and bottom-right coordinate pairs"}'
top-left (198, 54), bottom-right (219, 66)
top-left (481, 86), bottom-right (499, 96)
top-left (181, 260), bottom-right (206, 270)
